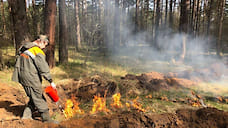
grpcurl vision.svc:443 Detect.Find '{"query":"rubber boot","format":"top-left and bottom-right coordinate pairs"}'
top-left (21, 107), bottom-right (33, 120)
top-left (41, 111), bottom-right (59, 124)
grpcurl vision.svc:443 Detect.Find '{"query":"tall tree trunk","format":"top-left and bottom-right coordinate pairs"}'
top-left (179, 0), bottom-right (190, 61)
top-left (82, 0), bottom-right (88, 44)
top-left (44, 0), bottom-right (57, 68)
top-left (135, 0), bottom-right (140, 32)
top-left (165, 0), bottom-right (168, 25)
top-left (113, 0), bottom-right (120, 47)
top-left (103, 0), bottom-right (109, 47)
top-left (0, 0), bottom-right (6, 35)
top-left (120, 0), bottom-right (127, 46)
top-left (170, 0), bottom-right (173, 12)
top-left (154, 0), bottom-right (160, 49)
top-left (202, 0), bottom-right (207, 33)
top-left (8, 4), bottom-right (15, 48)
top-left (216, 0), bottom-right (225, 57)
top-left (8, 0), bottom-right (30, 53)
top-left (0, 49), bottom-right (3, 70)
top-left (145, 0), bottom-right (149, 30)
top-left (59, 0), bottom-right (68, 64)
top-left (140, 0), bottom-right (144, 30)
top-left (32, 0), bottom-right (41, 36)
top-left (169, 0), bottom-right (173, 28)
top-left (98, 0), bottom-right (102, 23)
top-left (206, 0), bottom-right (213, 49)
top-left (67, 1), bottom-right (73, 46)
top-left (191, 0), bottom-right (196, 33)
top-left (25, 0), bottom-right (28, 13)
top-left (75, 0), bottom-right (81, 50)
top-left (180, 0), bottom-right (190, 33)
top-left (194, 0), bottom-right (200, 36)
top-left (151, 0), bottom-right (156, 42)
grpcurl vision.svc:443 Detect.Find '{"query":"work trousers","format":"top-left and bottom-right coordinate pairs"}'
top-left (23, 85), bottom-right (49, 113)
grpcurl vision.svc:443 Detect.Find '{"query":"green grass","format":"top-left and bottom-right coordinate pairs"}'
top-left (1, 46), bottom-right (228, 114)
top-left (206, 101), bottom-right (228, 110)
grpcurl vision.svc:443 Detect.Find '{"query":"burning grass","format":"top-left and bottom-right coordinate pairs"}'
top-left (58, 88), bottom-right (228, 121)
top-left (90, 95), bottom-right (110, 114)
top-left (54, 71), bottom-right (228, 121)
top-left (61, 93), bottom-right (148, 119)
top-left (111, 93), bottom-right (123, 108)
top-left (63, 97), bottom-right (84, 118)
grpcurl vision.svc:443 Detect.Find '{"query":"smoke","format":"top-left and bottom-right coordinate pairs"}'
top-left (103, 2), bottom-right (228, 82)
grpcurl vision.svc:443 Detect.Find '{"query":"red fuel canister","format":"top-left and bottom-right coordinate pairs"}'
top-left (45, 86), bottom-right (59, 102)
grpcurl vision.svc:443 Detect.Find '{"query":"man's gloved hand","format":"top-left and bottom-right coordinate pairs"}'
top-left (51, 82), bottom-right (56, 89)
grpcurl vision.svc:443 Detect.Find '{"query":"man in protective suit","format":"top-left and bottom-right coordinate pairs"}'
top-left (12, 35), bottom-right (57, 123)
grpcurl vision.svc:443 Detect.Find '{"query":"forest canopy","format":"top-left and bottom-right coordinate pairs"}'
top-left (0, 0), bottom-right (228, 68)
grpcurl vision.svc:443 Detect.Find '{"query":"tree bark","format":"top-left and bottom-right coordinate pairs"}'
top-left (145, 0), bottom-right (149, 30)
top-left (103, 0), bottom-right (108, 47)
top-left (0, 49), bottom-right (3, 70)
top-left (8, 0), bottom-right (30, 53)
top-left (32, 0), bottom-right (41, 36)
top-left (216, 0), bottom-right (225, 57)
top-left (75, 0), bottom-right (81, 50)
top-left (169, 0), bottom-right (173, 28)
top-left (195, 0), bottom-right (201, 36)
top-left (44, 0), bottom-right (57, 68)
top-left (140, 0), bottom-right (144, 30)
top-left (206, 0), bottom-right (213, 49)
top-left (170, 0), bottom-right (173, 12)
top-left (0, 0), bottom-right (6, 35)
top-left (179, 0), bottom-right (190, 33)
top-left (151, 0), bottom-right (156, 42)
top-left (165, 0), bottom-right (168, 25)
top-left (135, 0), bottom-right (140, 32)
top-left (59, 0), bottom-right (68, 64)
top-left (113, 0), bottom-right (120, 47)
top-left (82, 0), bottom-right (88, 44)
top-left (98, 0), bottom-right (103, 23)
top-left (191, 0), bottom-right (196, 33)
top-left (154, 0), bottom-right (160, 49)
top-left (179, 0), bottom-right (190, 61)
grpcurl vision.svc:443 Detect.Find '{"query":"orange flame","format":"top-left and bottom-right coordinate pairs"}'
top-left (125, 102), bottom-right (130, 108)
top-left (90, 95), bottom-right (109, 114)
top-left (146, 94), bottom-right (152, 99)
top-left (192, 102), bottom-right (201, 107)
top-left (72, 97), bottom-right (84, 115)
top-left (63, 99), bottom-right (74, 118)
top-left (111, 93), bottom-right (123, 108)
top-left (126, 97), bottom-right (146, 112)
top-left (63, 97), bottom-right (84, 118)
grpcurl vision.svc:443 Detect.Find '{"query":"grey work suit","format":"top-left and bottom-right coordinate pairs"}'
top-left (12, 42), bottom-right (53, 113)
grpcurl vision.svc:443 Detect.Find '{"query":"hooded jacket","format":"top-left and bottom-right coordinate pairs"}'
top-left (12, 42), bottom-right (52, 86)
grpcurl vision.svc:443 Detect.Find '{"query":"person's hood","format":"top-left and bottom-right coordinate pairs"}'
top-left (23, 42), bottom-right (37, 49)
top-left (18, 42), bottom-right (38, 54)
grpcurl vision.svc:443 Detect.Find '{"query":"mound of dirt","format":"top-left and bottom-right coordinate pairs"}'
top-left (121, 71), bottom-right (196, 95)
top-left (56, 71), bottom-right (201, 100)
top-left (0, 83), bottom-right (27, 121)
top-left (56, 107), bottom-right (228, 128)
top-left (58, 75), bottom-right (117, 101)
top-left (1, 107), bottom-right (227, 128)
top-left (176, 107), bottom-right (228, 128)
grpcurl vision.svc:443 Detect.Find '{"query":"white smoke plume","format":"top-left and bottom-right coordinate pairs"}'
top-left (103, 2), bottom-right (228, 82)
